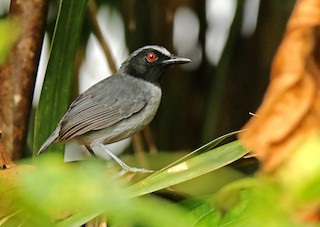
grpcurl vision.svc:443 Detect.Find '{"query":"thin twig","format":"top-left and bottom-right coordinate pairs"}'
top-left (132, 133), bottom-right (151, 169)
top-left (0, 0), bottom-right (49, 158)
top-left (143, 126), bottom-right (158, 153)
top-left (87, 0), bottom-right (117, 73)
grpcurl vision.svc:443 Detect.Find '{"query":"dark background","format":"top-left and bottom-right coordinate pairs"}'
top-left (38, 0), bottom-right (296, 152)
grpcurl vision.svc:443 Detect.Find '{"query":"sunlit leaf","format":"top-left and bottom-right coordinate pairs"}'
top-left (127, 140), bottom-right (248, 197)
top-left (278, 135), bottom-right (320, 208)
top-left (157, 130), bottom-right (242, 173)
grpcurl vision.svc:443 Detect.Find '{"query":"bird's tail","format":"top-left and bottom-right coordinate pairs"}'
top-left (37, 129), bottom-right (59, 155)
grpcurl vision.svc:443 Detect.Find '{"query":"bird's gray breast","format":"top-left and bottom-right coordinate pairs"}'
top-left (80, 77), bottom-right (162, 145)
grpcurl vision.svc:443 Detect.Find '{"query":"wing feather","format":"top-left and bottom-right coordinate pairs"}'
top-left (57, 74), bottom-right (149, 141)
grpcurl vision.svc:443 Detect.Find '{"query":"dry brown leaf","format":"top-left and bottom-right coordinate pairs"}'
top-left (238, 0), bottom-right (320, 172)
top-left (295, 203), bottom-right (320, 223)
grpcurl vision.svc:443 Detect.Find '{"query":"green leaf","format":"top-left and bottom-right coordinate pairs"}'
top-left (180, 197), bottom-right (221, 227)
top-left (278, 135), bottom-right (320, 206)
top-left (6, 155), bottom-right (197, 227)
top-left (127, 140), bottom-right (248, 197)
top-left (57, 195), bottom-right (196, 227)
top-left (157, 130), bottom-right (242, 174)
top-left (226, 180), bottom-right (296, 227)
top-left (33, 0), bottom-right (88, 155)
top-left (171, 167), bottom-right (245, 196)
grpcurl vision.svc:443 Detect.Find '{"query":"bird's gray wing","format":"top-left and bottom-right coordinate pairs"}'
top-left (57, 75), bottom-right (148, 141)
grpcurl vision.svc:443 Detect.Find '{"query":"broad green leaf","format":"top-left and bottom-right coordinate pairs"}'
top-left (225, 180), bottom-right (296, 227)
top-left (157, 130), bottom-right (242, 174)
top-left (127, 140), bottom-right (248, 197)
top-left (179, 197), bottom-right (221, 227)
top-left (33, 0), bottom-right (88, 155)
top-left (214, 178), bottom-right (256, 226)
top-left (172, 167), bottom-right (245, 196)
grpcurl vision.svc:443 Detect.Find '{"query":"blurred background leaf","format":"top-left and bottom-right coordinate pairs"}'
top-left (0, 155), bottom-right (198, 226)
top-left (0, 19), bottom-right (19, 64)
top-left (33, 0), bottom-right (88, 155)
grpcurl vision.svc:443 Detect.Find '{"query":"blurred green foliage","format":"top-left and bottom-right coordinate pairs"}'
top-left (2, 136), bottom-right (320, 226)
top-left (0, 138), bottom-right (249, 226)
top-left (0, 19), bottom-right (20, 64)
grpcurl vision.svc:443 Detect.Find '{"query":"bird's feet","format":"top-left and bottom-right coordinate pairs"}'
top-left (96, 144), bottom-right (154, 177)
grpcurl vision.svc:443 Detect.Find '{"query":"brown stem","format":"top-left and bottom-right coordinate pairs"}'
top-left (143, 125), bottom-right (158, 154)
top-left (0, 0), bottom-right (49, 159)
top-left (87, 0), bottom-right (117, 74)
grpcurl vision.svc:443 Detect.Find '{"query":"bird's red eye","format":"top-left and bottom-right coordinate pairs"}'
top-left (146, 52), bottom-right (158, 62)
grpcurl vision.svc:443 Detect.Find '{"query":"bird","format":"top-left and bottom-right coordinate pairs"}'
top-left (37, 45), bottom-right (191, 174)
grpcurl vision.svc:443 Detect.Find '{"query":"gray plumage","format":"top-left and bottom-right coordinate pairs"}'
top-left (37, 45), bottom-right (190, 158)
top-left (38, 74), bottom-right (161, 154)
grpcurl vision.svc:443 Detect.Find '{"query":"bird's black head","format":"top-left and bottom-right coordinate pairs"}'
top-left (119, 45), bottom-right (190, 86)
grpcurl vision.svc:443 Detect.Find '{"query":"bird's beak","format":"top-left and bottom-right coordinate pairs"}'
top-left (162, 56), bottom-right (191, 65)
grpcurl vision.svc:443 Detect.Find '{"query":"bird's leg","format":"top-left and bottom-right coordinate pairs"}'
top-left (85, 145), bottom-right (96, 156)
top-left (97, 144), bottom-right (154, 176)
